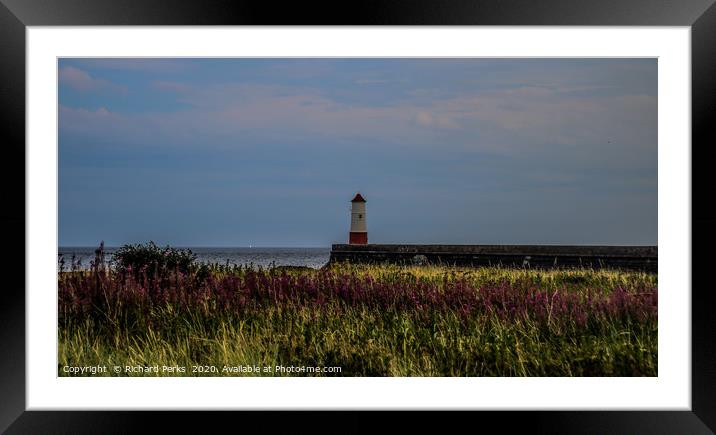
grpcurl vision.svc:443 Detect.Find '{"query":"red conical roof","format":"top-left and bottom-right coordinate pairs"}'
top-left (351, 193), bottom-right (366, 202)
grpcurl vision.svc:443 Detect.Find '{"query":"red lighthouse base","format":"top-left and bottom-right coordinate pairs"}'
top-left (349, 232), bottom-right (368, 245)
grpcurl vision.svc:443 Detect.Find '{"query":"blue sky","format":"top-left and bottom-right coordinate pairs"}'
top-left (59, 58), bottom-right (657, 247)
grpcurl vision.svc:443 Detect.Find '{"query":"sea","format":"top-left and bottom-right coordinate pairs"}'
top-left (58, 247), bottom-right (332, 270)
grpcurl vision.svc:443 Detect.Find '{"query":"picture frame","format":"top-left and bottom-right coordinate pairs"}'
top-left (2, 0), bottom-right (714, 432)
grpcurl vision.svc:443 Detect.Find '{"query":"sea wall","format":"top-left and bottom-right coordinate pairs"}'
top-left (329, 244), bottom-right (658, 272)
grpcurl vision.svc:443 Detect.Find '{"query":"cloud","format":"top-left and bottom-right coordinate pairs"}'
top-left (59, 105), bottom-right (129, 137)
top-left (60, 76), bottom-right (656, 169)
top-left (414, 111), bottom-right (459, 129)
top-left (355, 79), bottom-right (391, 85)
top-left (59, 66), bottom-right (126, 93)
top-left (504, 86), bottom-right (554, 97)
top-left (66, 59), bottom-right (189, 73)
top-left (152, 80), bottom-right (193, 94)
top-left (265, 61), bottom-right (337, 79)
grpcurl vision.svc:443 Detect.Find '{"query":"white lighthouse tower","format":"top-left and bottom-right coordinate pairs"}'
top-left (349, 192), bottom-right (368, 245)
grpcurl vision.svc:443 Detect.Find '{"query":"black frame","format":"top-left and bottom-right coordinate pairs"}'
top-left (1, 1), bottom-right (714, 433)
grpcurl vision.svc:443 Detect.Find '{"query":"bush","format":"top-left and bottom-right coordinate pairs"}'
top-left (112, 241), bottom-right (197, 276)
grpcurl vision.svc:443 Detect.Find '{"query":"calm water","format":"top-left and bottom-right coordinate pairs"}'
top-left (58, 247), bottom-right (331, 270)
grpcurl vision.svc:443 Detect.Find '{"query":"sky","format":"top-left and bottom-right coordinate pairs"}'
top-left (58, 58), bottom-right (657, 247)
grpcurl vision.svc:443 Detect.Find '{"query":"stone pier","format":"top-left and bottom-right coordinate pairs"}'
top-left (329, 244), bottom-right (657, 272)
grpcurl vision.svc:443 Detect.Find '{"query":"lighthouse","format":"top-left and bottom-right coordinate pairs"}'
top-left (349, 193), bottom-right (368, 245)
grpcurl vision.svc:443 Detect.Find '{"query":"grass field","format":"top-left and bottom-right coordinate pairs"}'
top-left (58, 262), bottom-right (657, 376)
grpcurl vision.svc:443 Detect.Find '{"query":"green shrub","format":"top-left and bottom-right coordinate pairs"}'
top-left (112, 241), bottom-right (197, 276)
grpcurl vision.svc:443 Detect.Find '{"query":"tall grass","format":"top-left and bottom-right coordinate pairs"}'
top-left (58, 261), bottom-right (657, 376)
